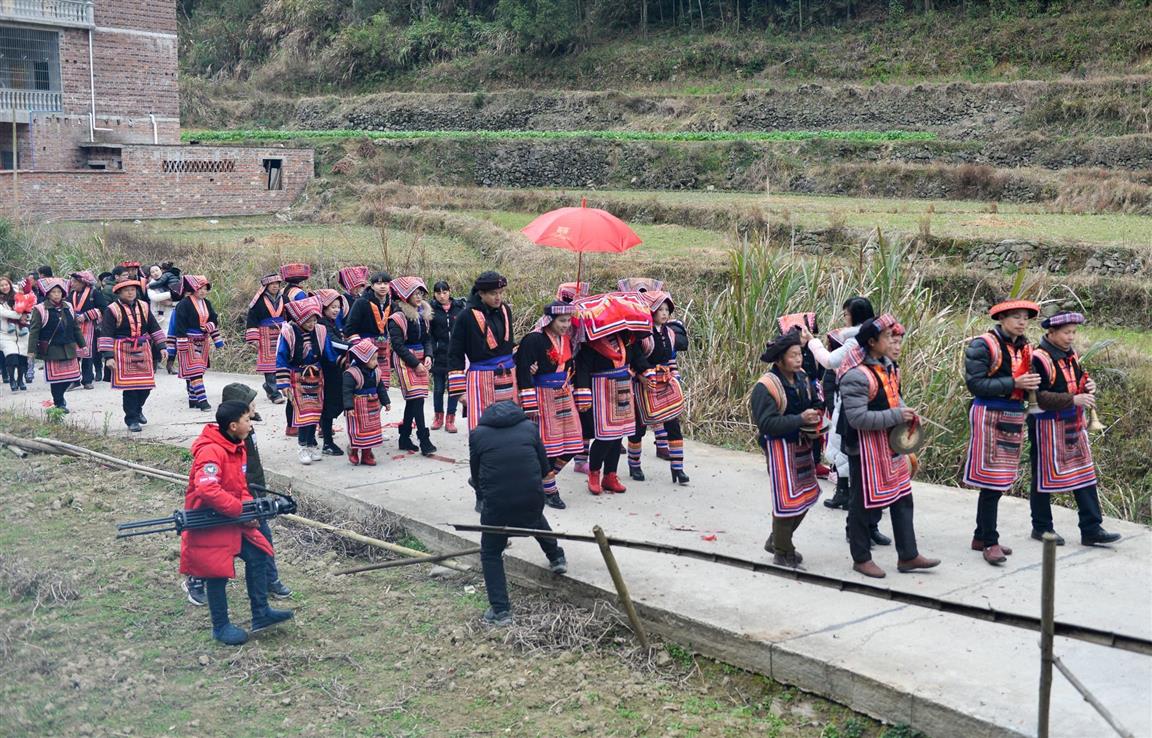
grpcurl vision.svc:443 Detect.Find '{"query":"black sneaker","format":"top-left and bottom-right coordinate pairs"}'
top-left (482, 607), bottom-right (513, 626)
top-left (544, 493), bottom-right (566, 510)
top-left (138, 414), bottom-right (148, 425)
top-left (321, 442), bottom-right (344, 456)
top-left (870, 529), bottom-right (892, 546)
top-left (197, 400), bottom-right (212, 412)
top-left (127, 421), bottom-right (143, 433)
top-left (182, 577), bottom-right (207, 606)
top-left (549, 556), bottom-right (568, 575)
top-left (268, 580), bottom-right (293, 599)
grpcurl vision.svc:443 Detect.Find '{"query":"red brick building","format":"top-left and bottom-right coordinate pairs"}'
top-left (0, 1), bottom-right (312, 220)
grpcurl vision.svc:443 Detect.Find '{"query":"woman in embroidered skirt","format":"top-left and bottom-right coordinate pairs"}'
top-left (750, 329), bottom-right (825, 567)
top-left (66, 271), bottom-right (106, 388)
top-left (516, 301), bottom-right (584, 510)
top-left (98, 280), bottom-right (167, 432)
top-left (28, 278), bottom-right (85, 412)
top-left (245, 273), bottom-right (288, 404)
top-left (276, 297), bottom-right (337, 465)
top-left (961, 298), bottom-right (1040, 565)
top-left (447, 271), bottom-right (517, 433)
top-left (839, 314), bottom-right (939, 579)
top-left (389, 277), bottom-right (436, 456)
top-left (1029, 311), bottom-right (1121, 547)
top-left (169, 275), bottom-right (224, 411)
top-left (343, 338), bottom-right (391, 466)
top-left (314, 289), bottom-right (352, 457)
top-left (627, 291), bottom-right (690, 485)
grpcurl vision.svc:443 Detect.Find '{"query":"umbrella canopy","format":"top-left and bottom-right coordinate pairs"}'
top-left (521, 205), bottom-right (642, 255)
top-left (521, 199), bottom-right (643, 287)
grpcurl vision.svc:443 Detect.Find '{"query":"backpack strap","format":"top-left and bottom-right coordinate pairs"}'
top-left (756, 372), bottom-right (786, 415)
top-left (1032, 347), bottom-right (1056, 384)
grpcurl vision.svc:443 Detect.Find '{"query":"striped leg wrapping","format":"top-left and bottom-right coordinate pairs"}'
top-left (668, 439), bottom-right (685, 472)
top-left (187, 377), bottom-right (207, 403)
top-left (653, 424), bottom-right (669, 453)
top-left (627, 440), bottom-right (643, 469)
top-left (542, 476), bottom-right (558, 496)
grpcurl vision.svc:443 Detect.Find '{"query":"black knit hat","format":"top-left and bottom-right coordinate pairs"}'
top-left (473, 271), bottom-right (507, 292)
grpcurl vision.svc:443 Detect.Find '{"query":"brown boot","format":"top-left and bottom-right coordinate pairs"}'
top-left (970, 538), bottom-right (1013, 555)
top-left (853, 560), bottom-right (886, 578)
top-left (982, 545), bottom-right (1008, 565)
top-left (445, 414), bottom-right (457, 433)
top-left (897, 555), bottom-right (941, 573)
top-left (431, 412), bottom-right (444, 431)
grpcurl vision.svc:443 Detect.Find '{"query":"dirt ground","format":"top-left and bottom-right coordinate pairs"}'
top-left (0, 414), bottom-right (919, 738)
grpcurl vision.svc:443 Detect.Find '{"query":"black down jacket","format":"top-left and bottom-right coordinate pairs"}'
top-left (469, 400), bottom-right (549, 524)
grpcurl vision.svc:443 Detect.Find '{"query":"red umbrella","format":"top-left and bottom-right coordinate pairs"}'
top-left (520, 198), bottom-right (642, 286)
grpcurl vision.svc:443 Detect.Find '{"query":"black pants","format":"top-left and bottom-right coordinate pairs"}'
top-left (4, 354), bottom-right (27, 383)
top-left (589, 439), bottom-right (622, 474)
top-left (79, 356), bottom-right (99, 385)
top-left (400, 398), bottom-right (428, 436)
top-left (431, 373), bottom-right (459, 415)
top-left (298, 424), bottom-right (317, 447)
top-left (49, 381), bottom-right (68, 408)
top-left (1030, 487), bottom-right (1104, 535)
top-left (258, 518), bottom-right (280, 584)
top-left (479, 513), bottom-right (564, 614)
top-left (847, 454), bottom-right (918, 563)
top-left (204, 538), bottom-right (270, 630)
top-left (628, 417), bottom-right (682, 443)
top-left (122, 389), bottom-right (150, 424)
top-left (974, 489), bottom-right (1003, 545)
top-left (320, 406), bottom-right (342, 444)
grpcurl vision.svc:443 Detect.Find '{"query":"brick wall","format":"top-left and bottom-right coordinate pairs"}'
top-left (26, 115), bottom-right (181, 169)
top-left (94, 0), bottom-right (179, 35)
top-left (59, 27), bottom-right (180, 121)
top-left (0, 144), bottom-right (315, 220)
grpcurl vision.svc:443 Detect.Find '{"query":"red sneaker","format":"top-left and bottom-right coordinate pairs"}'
top-left (587, 470), bottom-right (603, 495)
top-left (360, 448), bottom-right (377, 466)
top-left (602, 473), bottom-right (627, 494)
top-left (431, 412), bottom-right (444, 431)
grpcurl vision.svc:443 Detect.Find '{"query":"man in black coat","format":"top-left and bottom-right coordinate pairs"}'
top-left (469, 400), bottom-right (568, 625)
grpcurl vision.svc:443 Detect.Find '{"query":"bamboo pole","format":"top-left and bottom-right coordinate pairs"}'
top-left (281, 514), bottom-right (472, 573)
top-left (1038, 532), bottom-right (1058, 738)
top-left (1052, 657), bottom-right (1135, 738)
top-left (335, 547), bottom-right (483, 576)
top-left (10, 102), bottom-right (18, 221)
top-left (593, 525), bottom-right (650, 650)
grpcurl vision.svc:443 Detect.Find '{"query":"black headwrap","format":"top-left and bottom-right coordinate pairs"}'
top-left (473, 271), bottom-right (507, 293)
top-left (759, 328), bottom-right (803, 364)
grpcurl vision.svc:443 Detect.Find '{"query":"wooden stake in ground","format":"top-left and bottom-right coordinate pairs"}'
top-left (593, 525), bottom-right (650, 650)
top-left (1038, 532), bottom-right (1057, 738)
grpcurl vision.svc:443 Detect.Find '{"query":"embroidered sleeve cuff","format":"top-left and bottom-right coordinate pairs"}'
top-left (244, 328), bottom-right (259, 343)
top-left (447, 371), bottom-right (466, 397)
top-left (518, 388), bottom-right (539, 411)
top-left (97, 337), bottom-right (114, 353)
top-left (573, 387), bottom-right (592, 412)
top-left (149, 330), bottom-right (167, 346)
top-left (275, 370), bottom-right (291, 391)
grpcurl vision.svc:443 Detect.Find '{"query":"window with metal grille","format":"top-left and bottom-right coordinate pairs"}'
top-left (162, 160), bottom-right (236, 174)
top-left (0, 26), bottom-right (60, 92)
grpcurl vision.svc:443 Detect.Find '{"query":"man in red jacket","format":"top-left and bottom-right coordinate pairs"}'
top-left (179, 401), bottom-right (294, 645)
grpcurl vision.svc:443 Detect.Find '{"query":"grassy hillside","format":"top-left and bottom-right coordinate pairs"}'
top-left (179, 1), bottom-right (1151, 94)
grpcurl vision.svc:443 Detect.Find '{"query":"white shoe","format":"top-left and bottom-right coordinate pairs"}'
top-left (298, 448), bottom-right (312, 465)
top-left (309, 447), bottom-right (324, 462)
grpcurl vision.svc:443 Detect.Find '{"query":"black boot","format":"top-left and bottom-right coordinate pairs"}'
top-left (671, 469), bottom-right (690, 485)
top-left (398, 431), bottom-right (419, 452)
top-left (629, 466), bottom-right (645, 482)
top-left (417, 429), bottom-right (437, 457)
top-left (824, 477), bottom-right (850, 509)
